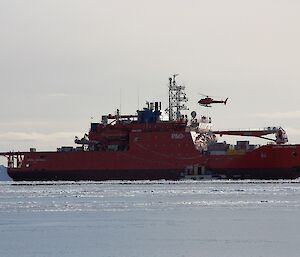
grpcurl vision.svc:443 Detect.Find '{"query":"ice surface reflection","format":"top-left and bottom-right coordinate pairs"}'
top-left (1, 180), bottom-right (300, 212)
top-left (0, 180), bottom-right (300, 257)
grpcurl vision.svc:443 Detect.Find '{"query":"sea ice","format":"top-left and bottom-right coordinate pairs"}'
top-left (0, 180), bottom-right (300, 257)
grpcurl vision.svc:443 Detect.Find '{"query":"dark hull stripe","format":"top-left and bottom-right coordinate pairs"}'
top-left (8, 168), bottom-right (300, 181)
top-left (8, 169), bottom-right (183, 181)
top-left (209, 168), bottom-right (300, 180)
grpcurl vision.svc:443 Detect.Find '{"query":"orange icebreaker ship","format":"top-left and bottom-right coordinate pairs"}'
top-left (1, 75), bottom-right (300, 180)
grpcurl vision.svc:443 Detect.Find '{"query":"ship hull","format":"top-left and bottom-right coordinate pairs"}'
top-left (8, 169), bottom-right (183, 181)
top-left (7, 167), bottom-right (300, 181)
top-left (4, 134), bottom-right (300, 181)
top-left (207, 168), bottom-right (300, 180)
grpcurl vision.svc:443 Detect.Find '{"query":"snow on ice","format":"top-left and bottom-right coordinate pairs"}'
top-left (0, 180), bottom-right (300, 257)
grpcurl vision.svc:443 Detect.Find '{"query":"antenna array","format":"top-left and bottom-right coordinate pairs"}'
top-left (166, 74), bottom-right (188, 121)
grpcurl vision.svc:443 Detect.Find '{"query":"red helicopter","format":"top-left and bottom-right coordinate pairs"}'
top-left (198, 95), bottom-right (228, 107)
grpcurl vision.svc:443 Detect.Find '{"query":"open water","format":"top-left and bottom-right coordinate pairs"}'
top-left (0, 180), bottom-right (300, 257)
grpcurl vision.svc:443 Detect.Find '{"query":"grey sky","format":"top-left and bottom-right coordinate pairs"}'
top-left (1, 0), bottom-right (300, 160)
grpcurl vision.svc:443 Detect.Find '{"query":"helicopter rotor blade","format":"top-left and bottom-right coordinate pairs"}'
top-left (198, 93), bottom-right (209, 97)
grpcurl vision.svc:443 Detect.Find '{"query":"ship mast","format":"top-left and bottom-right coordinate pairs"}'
top-left (167, 74), bottom-right (188, 121)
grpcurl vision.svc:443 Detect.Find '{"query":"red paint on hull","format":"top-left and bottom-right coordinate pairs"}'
top-left (6, 142), bottom-right (300, 180)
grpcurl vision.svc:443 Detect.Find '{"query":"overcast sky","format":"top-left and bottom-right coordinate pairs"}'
top-left (1, 0), bottom-right (300, 163)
